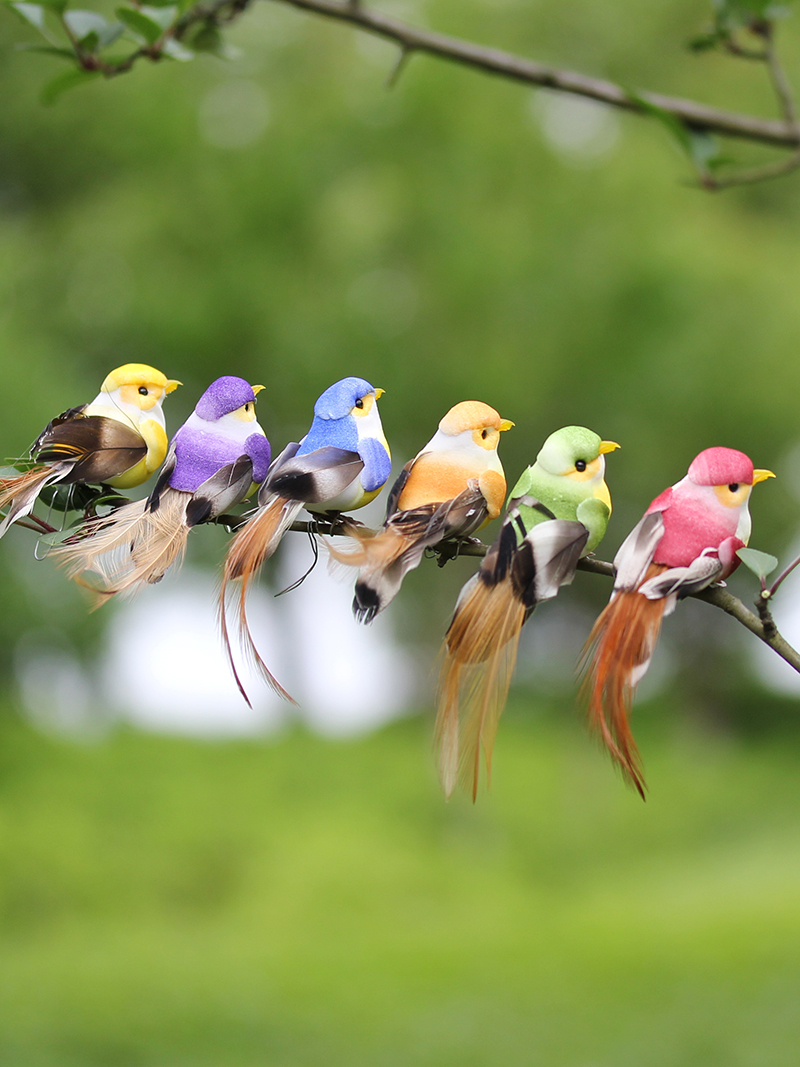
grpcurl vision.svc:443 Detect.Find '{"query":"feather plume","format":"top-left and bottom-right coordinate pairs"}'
top-left (580, 563), bottom-right (669, 799)
top-left (0, 465), bottom-right (62, 535)
top-left (53, 493), bottom-right (190, 599)
top-left (218, 495), bottom-right (299, 706)
top-left (435, 574), bottom-right (526, 800)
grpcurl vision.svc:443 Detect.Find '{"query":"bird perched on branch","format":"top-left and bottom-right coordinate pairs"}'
top-left (219, 375), bottom-right (390, 699)
top-left (0, 363), bottom-right (180, 537)
top-left (581, 446), bottom-right (775, 798)
top-left (53, 375), bottom-right (272, 606)
top-left (436, 426), bottom-right (619, 800)
top-left (330, 400), bottom-right (513, 623)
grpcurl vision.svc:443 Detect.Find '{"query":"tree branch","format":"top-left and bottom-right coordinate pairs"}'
top-left (264, 0), bottom-right (800, 149)
top-left (280, 516), bottom-right (800, 675)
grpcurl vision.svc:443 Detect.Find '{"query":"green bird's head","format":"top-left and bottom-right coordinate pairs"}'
top-left (535, 425), bottom-right (619, 510)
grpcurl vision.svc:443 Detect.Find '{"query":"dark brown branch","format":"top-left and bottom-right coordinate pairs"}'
top-left (267, 0), bottom-right (800, 148)
top-left (284, 516), bottom-right (800, 674)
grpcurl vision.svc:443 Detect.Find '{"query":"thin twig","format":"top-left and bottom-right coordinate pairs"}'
top-left (264, 0), bottom-right (800, 148)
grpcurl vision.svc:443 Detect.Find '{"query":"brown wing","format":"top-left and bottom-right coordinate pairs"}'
top-left (34, 414), bottom-right (146, 485)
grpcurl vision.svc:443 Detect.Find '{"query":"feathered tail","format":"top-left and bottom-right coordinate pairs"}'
top-left (53, 493), bottom-right (189, 600)
top-left (580, 564), bottom-right (669, 799)
top-left (218, 495), bottom-right (299, 705)
top-left (0, 465), bottom-right (62, 536)
top-left (436, 574), bottom-right (527, 801)
top-left (326, 523), bottom-right (424, 624)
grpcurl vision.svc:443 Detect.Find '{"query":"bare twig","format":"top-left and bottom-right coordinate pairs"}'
top-left (263, 0), bottom-right (800, 149)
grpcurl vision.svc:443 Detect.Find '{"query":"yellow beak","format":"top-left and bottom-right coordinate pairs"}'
top-left (374, 388), bottom-right (385, 399)
top-left (252, 385), bottom-right (265, 395)
top-left (752, 468), bottom-right (776, 485)
top-left (499, 420), bottom-right (515, 432)
top-left (165, 380), bottom-right (182, 394)
top-left (599, 440), bottom-right (620, 454)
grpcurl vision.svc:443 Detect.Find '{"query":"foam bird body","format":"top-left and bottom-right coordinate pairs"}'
top-left (54, 376), bottom-right (271, 607)
top-left (436, 426), bottom-right (619, 799)
top-left (582, 447), bottom-right (774, 797)
top-left (331, 401), bottom-right (513, 624)
top-left (220, 376), bottom-right (390, 697)
top-left (0, 363), bottom-right (180, 537)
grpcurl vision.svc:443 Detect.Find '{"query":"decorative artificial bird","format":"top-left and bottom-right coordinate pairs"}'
top-left (0, 363), bottom-right (180, 538)
top-left (53, 375), bottom-right (272, 606)
top-left (435, 426), bottom-right (619, 800)
top-left (330, 401), bottom-right (513, 623)
top-left (581, 447), bottom-right (775, 798)
top-left (219, 376), bottom-right (390, 697)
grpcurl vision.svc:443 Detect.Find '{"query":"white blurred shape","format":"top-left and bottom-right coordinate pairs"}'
top-left (753, 543), bottom-right (800, 695)
top-left (532, 91), bottom-right (620, 165)
top-left (102, 570), bottom-right (287, 736)
top-left (16, 637), bottom-right (100, 739)
top-left (276, 534), bottom-right (415, 735)
top-left (198, 80), bottom-right (270, 150)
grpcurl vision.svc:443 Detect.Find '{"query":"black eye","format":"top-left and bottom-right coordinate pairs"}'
top-left (575, 459), bottom-right (587, 472)
top-left (728, 483), bottom-right (739, 493)
top-left (138, 386), bottom-right (149, 396)
top-left (355, 398), bottom-right (364, 409)
top-left (481, 429), bottom-right (489, 440)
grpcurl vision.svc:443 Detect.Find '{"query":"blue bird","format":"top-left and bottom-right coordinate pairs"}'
top-left (219, 376), bottom-right (390, 695)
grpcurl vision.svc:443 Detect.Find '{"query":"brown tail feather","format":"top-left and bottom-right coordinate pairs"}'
top-left (0, 465), bottom-right (61, 535)
top-left (580, 563), bottom-right (668, 798)
top-left (325, 522), bottom-right (405, 571)
top-left (435, 577), bottom-right (526, 801)
top-left (218, 497), bottom-right (299, 706)
top-left (52, 499), bottom-right (148, 582)
top-left (53, 494), bottom-right (189, 598)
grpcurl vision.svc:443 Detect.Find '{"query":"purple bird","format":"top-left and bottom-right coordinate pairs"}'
top-left (55, 376), bottom-right (272, 603)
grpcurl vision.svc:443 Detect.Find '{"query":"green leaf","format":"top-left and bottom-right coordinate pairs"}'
top-left (63, 9), bottom-right (110, 45)
top-left (161, 37), bottom-right (194, 60)
top-left (115, 6), bottom-right (164, 44)
top-left (14, 42), bottom-right (76, 58)
top-left (184, 23), bottom-right (239, 56)
top-left (38, 0), bottom-right (67, 11)
top-left (8, 2), bottom-right (46, 31)
top-left (140, 4), bottom-right (178, 30)
top-left (40, 66), bottom-right (101, 104)
top-left (737, 547), bottom-right (779, 579)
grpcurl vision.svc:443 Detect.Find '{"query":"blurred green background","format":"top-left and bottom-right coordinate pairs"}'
top-left (2, 0), bottom-right (800, 1063)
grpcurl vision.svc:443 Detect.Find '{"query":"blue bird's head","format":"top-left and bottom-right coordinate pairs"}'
top-left (313, 377), bottom-right (383, 421)
top-left (195, 376), bottom-right (264, 422)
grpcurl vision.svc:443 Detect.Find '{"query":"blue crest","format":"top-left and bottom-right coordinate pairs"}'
top-left (313, 377), bottom-right (375, 421)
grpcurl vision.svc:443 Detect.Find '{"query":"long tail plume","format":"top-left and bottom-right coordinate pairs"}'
top-left (53, 494), bottom-right (190, 600)
top-left (218, 496), bottom-right (299, 706)
top-left (579, 565), bottom-right (669, 799)
top-left (435, 576), bottom-right (526, 800)
top-left (0, 465), bottom-right (61, 536)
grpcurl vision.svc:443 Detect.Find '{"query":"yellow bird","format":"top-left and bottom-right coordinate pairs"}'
top-left (0, 363), bottom-right (180, 536)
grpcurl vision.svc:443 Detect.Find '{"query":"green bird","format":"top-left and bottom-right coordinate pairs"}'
top-left (435, 425), bottom-right (619, 800)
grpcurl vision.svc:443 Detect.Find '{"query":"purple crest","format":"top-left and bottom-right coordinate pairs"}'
top-left (195, 377), bottom-right (260, 422)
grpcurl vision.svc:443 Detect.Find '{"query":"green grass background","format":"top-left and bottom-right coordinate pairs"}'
top-left (1, 707), bottom-right (798, 1067)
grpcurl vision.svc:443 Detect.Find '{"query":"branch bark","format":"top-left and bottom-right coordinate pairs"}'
top-left (266, 0), bottom-right (800, 149)
top-left (275, 517), bottom-right (800, 675)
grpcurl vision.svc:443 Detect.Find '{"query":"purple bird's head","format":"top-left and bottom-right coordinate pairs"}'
top-left (313, 377), bottom-right (378, 420)
top-left (688, 447), bottom-right (755, 488)
top-left (194, 377), bottom-right (264, 422)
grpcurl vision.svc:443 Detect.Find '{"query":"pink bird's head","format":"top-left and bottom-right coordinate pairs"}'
top-left (687, 447), bottom-right (774, 489)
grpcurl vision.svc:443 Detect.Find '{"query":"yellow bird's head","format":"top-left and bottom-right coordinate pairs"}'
top-left (101, 363), bottom-right (182, 412)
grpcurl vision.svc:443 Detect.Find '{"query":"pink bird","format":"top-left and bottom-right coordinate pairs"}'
top-left (581, 447), bottom-right (775, 797)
